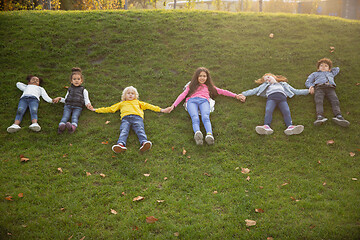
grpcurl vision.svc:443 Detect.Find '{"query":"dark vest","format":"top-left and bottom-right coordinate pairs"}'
top-left (65, 85), bottom-right (85, 108)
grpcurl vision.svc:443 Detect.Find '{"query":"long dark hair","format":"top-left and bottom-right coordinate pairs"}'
top-left (187, 67), bottom-right (218, 98)
top-left (26, 75), bottom-right (43, 86)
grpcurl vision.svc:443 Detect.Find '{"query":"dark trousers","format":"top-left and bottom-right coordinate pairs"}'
top-left (314, 85), bottom-right (341, 116)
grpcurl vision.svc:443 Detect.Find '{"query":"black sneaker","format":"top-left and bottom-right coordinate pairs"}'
top-left (332, 115), bottom-right (350, 127)
top-left (314, 115), bottom-right (328, 126)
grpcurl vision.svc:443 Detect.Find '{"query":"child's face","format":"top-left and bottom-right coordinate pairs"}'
top-left (71, 74), bottom-right (83, 86)
top-left (264, 75), bottom-right (277, 84)
top-left (28, 77), bottom-right (40, 86)
top-left (318, 63), bottom-right (330, 72)
top-left (197, 71), bottom-right (207, 84)
top-left (125, 90), bottom-right (136, 101)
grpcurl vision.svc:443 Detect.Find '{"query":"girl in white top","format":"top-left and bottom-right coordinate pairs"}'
top-left (7, 75), bottom-right (56, 133)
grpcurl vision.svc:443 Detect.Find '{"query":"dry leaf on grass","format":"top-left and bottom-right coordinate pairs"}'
top-left (164, 177), bottom-right (168, 180)
top-left (110, 209), bottom-right (118, 215)
top-left (5, 196), bottom-right (13, 201)
top-left (143, 174), bottom-right (150, 177)
top-left (203, 172), bottom-right (211, 177)
top-left (326, 139), bottom-right (335, 145)
top-left (241, 168), bottom-right (250, 174)
top-left (146, 216), bottom-right (158, 223)
top-left (105, 121), bottom-right (110, 124)
top-left (86, 172), bottom-right (92, 176)
top-left (213, 191), bottom-right (218, 194)
top-left (20, 157), bottom-right (30, 162)
top-left (157, 200), bottom-right (165, 203)
top-left (99, 173), bottom-right (106, 178)
top-left (182, 148), bottom-right (187, 155)
top-left (174, 232), bottom-right (180, 237)
top-left (245, 219), bottom-right (256, 227)
top-left (269, 33), bottom-right (274, 38)
top-left (246, 176), bottom-right (250, 181)
top-left (18, 193), bottom-right (23, 198)
top-left (101, 141), bottom-right (108, 145)
top-left (133, 196), bottom-right (144, 201)
top-left (57, 167), bottom-right (63, 173)
top-left (330, 46), bottom-right (335, 52)
top-left (255, 208), bottom-right (264, 213)
top-left (349, 152), bottom-right (355, 157)
top-left (352, 178), bottom-right (358, 181)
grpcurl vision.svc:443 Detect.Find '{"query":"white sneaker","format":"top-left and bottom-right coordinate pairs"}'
top-left (7, 124), bottom-right (21, 133)
top-left (284, 125), bottom-right (304, 135)
top-left (205, 134), bottom-right (214, 145)
top-left (194, 131), bottom-right (203, 145)
top-left (29, 123), bottom-right (41, 132)
top-left (255, 125), bottom-right (274, 135)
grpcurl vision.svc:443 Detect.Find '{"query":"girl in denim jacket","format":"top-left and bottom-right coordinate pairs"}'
top-left (239, 73), bottom-right (310, 135)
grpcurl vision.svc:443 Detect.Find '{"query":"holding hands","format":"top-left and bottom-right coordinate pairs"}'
top-left (309, 86), bottom-right (314, 94)
top-left (161, 106), bottom-right (174, 113)
top-left (237, 94), bottom-right (246, 102)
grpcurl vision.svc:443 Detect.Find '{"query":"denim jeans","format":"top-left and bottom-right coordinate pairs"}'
top-left (314, 85), bottom-right (341, 116)
top-left (117, 115), bottom-right (147, 146)
top-left (187, 97), bottom-right (212, 134)
top-left (15, 96), bottom-right (39, 122)
top-left (264, 93), bottom-right (292, 127)
top-left (59, 104), bottom-right (83, 127)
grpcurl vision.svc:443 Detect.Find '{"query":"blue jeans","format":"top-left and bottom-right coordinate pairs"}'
top-left (15, 96), bottom-right (39, 122)
top-left (117, 115), bottom-right (147, 146)
top-left (264, 93), bottom-right (292, 127)
top-left (187, 97), bottom-right (212, 134)
top-left (59, 104), bottom-right (83, 127)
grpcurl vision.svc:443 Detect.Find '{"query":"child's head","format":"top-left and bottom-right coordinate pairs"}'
top-left (122, 86), bottom-right (139, 101)
top-left (317, 58), bottom-right (332, 72)
top-left (255, 73), bottom-right (288, 84)
top-left (188, 67), bottom-right (218, 98)
top-left (70, 67), bottom-right (84, 86)
top-left (26, 75), bottom-right (43, 86)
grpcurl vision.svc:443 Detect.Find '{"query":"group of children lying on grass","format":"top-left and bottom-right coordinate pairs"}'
top-left (7, 58), bottom-right (350, 153)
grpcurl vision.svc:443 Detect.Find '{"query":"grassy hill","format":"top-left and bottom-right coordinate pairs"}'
top-left (0, 10), bottom-right (359, 239)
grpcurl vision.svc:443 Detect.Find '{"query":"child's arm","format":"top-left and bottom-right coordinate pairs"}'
top-left (161, 106), bottom-right (173, 113)
top-left (287, 84), bottom-right (310, 96)
top-left (95, 102), bottom-right (122, 113)
top-left (40, 87), bottom-right (54, 103)
top-left (83, 89), bottom-right (94, 111)
top-left (331, 67), bottom-right (340, 76)
top-left (241, 85), bottom-right (263, 97)
top-left (305, 73), bottom-right (315, 89)
top-left (215, 87), bottom-right (237, 98)
top-left (172, 86), bottom-right (190, 108)
top-left (16, 82), bottom-right (27, 91)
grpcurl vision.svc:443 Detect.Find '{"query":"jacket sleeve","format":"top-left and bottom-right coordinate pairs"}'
top-left (305, 73), bottom-right (316, 88)
top-left (241, 85), bottom-right (262, 97)
top-left (139, 101), bottom-right (161, 112)
top-left (287, 84), bottom-right (309, 96)
top-left (95, 102), bottom-right (122, 113)
top-left (331, 67), bottom-right (340, 76)
top-left (16, 82), bottom-right (27, 91)
top-left (40, 87), bottom-right (54, 103)
top-left (83, 89), bottom-right (91, 105)
top-left (172, 86), bottom-right (190, 107)
top-left (215, 87), bottom-right (237, 98)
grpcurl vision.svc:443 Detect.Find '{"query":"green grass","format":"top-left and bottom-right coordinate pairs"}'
top-left (1, 10), bottom-right (360, 239)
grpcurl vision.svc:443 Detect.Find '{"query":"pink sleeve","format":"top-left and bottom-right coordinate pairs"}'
top-left (173, 86), bottom-right (190, 107)
top-left (215, 87), bottom-right (237, 98)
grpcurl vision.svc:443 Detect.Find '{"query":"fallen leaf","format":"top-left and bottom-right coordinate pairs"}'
top-left (203, 172), bottom-right (211, 177)
top-left (330, 46), bottom-right (335, 52)
top-left (79, 237), bottom-right (85, 240)
top-left (235, 167), bottom-right (240, 170)
top-left (144, 158), bottom-right (148, 163)
top-left (245, 219), bottom-right (256, 227)
top-left (352, 178), bottom-right (358, 181)
top-left (60, 207), bottom-right (65, 211)
top-left (174, 232), bottom-right (180, 237)
top-left (356, 83), bottom-right (360, 86)
top-left (267, 237), bottom-right (274, 240)
top-left (101, 141), bottom-right (108, 145)
top-left (187, 155), bottom-right (191, 159)
top-left (57, 167), bottom-right (63, 173)
top-left (259, 186), bottom-right (264, 189)
top-left (143, 173), bottom-right (150, 177)
top-left (133, 196), bottom-right (144, 201)
top-left (68, 236), bottom-right (73, 240)
top-left (323, 182), bottom-right (327, 186)
top-left (182, 148), bottom-right (186, 155)
top-left (241, 168), bottom-right (250, 174)
top-left (281, 182), bottom-right (289, 186)
top-left (69, 143), bottom-right (73, 146)
top-left (132, 225), bottom-right (139, 231)
top-left (246, 176), bottom-right (250, 181)
top-left (5, 196), bottom-right (13, 201)
top-left (157, 200), bottom-right (165, 203)
top-left (164, 177), bottom-right (168, 180)
top-left (105, 121), bottom-right (110, 124)
top-left (20, 157), bottom-right (30, 162)
top-left (146, 216), bottom-right (158, 223)
top-left (349, 152), bottom-right (355, 157)
top-left (110, 209), bottom-right (118, 215)
top-left (309, 224), bottom-right (316, 229)
top-left (269, 33), bottom-right (274, 38)
top-left (290, 196), bottom-right (300, 202)
top-left (171, 146), bottom-right (175, 151)
top-left (86, 172), bottom-right (92, 176)
top-left (326, 139), bottom-right (335, 145)
top-left (77, 223), bottom-right (83, 227)
top-left (318, 160), bottom-right (321, 164)
top-left (18, 193), bottom-right (23, 198)
top-left (213, 191), bottom-right (218, 194)
top-left (99, 173), bottom-right (106, 178)
top-left (255, 208), bottom-right (264, 213)
top-left (22, 225), bottom-right (27, 228)
top-left (63, 154), bottom-right (67, 158)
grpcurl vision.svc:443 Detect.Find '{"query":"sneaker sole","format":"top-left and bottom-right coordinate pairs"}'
top-left (140, 142), bottom-right (152, 152)
top-left (284, 125), bottom-right (304, 135)
top-left (194, 131), bottom-right (203, 145)
top-left (205, 135), bottom-right (214, 145)
top-left (255, 126), bottom-right (273, 135)
top-left (29, 126), bottom-right (41, 132)
top-left (314, 118), bottom-right (327, 126)
top-left (112, 145), bottom-right (126, 153)
top-left (7, 127), bottom-right (21, 133)
top-left (332, 118), bottom-right (350, 127)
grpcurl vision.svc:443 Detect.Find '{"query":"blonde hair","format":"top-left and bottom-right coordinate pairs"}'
top-left (122, 86), bottom-right (139, 101)
top-left (255, 73), bottom-right (288, 84)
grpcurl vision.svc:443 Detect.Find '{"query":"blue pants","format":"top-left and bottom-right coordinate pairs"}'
top-left (15, 96), bottom-right (39, 122)
top-left (59, 104), bottom-right (83, 127)
top-left (117, 115), bottom-right (147, 146)
top-left (264, 93), bottom-right (292, 127)
top-left (187, 97), bottom-right (212, 134)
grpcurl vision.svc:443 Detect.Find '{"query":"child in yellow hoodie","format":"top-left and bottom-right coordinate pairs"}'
top-left (94, 86), bottom-right (172, 153)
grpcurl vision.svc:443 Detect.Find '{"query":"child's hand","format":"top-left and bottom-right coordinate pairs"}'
top-left (309, 86), bottom-right (314, 95)
top-left (52, 97), bottom-right (61, 103)
top-left (161, 106), bottom-right (173, 113)
top-left (86, 103), bottom-right (94, 111)
top-left (237, 94), bottom-right (246, 102)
